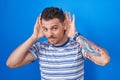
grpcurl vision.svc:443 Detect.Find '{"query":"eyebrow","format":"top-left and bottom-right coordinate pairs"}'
top-left (42, 24), bottom-right (59, 29)
top-left (52, 25), bottom-right (58, 27)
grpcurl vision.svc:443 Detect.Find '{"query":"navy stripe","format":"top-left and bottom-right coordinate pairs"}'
top-left (41, 62), bottom-right (84, 72)
top-left (40, 61), bottom-right (84, 70)
top-left (39, 46), bottom-right (80, 53)
top-left (39, 52), bottom-right (82, 58)
top-left (41, 68), bottom-right (84, 77)
top-left (41, 73), bottom-right (84, 80)
top-left (39, 56), bottom-right (83, 64)
top-left (29, 38), bottom-right (84, 80)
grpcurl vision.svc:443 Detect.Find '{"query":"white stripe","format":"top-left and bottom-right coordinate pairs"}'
top-left (42, 65), bottom-right (84, 74)
top-left (39, 53), bottom-right (82, 62)
top-left (40, 60), bottom-right (83, 68)
top-left (41, 70), bottom-right (84, 79)
top-left (29, 51), bottom-right (37, 60)
top-left (39, 50), bottom-right (80, 56)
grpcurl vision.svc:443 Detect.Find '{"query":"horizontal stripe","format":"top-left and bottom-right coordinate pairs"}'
top-left (40, 60), bottom-right (83, 68)
top-left (41, 73), bottom-right (84, 80)
top-left (39, 56), bottom-right (83, 65)
top-left (40, 61), bottom-right (84, 70)
top-left (39, 51), bottom-right (81, 57)
top-left (41, 65), bottom-right (84, 74)
top-left (41, 62), bottom-right (84, 71)
top-left (39, 58), bottom-right (83, 65)
top-left (41, 69), bottom-right (84, 79)
top-left (41, 69), bottom-right (83, 77)
top-left (39, 53), bottom-right (82, 62)
top-left (40, 52), bottom-right (79, 58)
top-left (29, 39), bottom-right (84, 80)
top-left (40, 46), bottom-right (82, 55)
top-left (39, 46), bottom-right (81, 53)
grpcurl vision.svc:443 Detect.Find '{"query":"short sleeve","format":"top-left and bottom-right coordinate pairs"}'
top-left (29, 43), bottom-right (40, 60)
top-left (81, 48), bottom-right (87, 59)
top-left (78, 45), bottom-right (86, 60)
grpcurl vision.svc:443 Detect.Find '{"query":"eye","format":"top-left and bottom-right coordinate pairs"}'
top-left (52, 26), bottom-right (58, 31)
top-left (42, 27), bottom-right (47, 32)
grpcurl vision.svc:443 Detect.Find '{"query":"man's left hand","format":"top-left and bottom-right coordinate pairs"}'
top-left (65, 12), bottom-right (77, 38)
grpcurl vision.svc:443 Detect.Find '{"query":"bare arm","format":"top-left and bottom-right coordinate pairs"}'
top-left (6, 35), bottom-right (37, 68)
top-left (76, 34), bottom-right (110, 66)
top-left (65, 12), bottom-right (110, 66)
top-left (6, 16), bottom-right (44, 68)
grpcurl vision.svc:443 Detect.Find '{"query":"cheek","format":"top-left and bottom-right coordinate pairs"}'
top-left (42, 31), bottom-right (46, 35)
top-left (42, 31), bottom-right (49, 38)
top-left (56, 30), bottom-right (65, 37)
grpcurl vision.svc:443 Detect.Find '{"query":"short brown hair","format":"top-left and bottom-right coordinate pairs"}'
top-left (41, 7), bottom-right (65, 23)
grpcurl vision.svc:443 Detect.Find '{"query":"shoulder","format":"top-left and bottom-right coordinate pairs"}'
top-left (35, 41), bottom-right (50, 48)
top-left (64, 38), bottom-right (82, 50)
top-left (67, 38), bottom-right (80, 46)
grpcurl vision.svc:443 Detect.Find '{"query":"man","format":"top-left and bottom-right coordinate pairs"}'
top-left (6, 7), bottom-right (110, 80)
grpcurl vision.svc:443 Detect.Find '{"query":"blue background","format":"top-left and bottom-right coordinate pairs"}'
top-left (0, 0), bottom-right (120, 80)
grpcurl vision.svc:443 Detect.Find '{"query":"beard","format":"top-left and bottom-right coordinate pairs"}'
top-left (48, 36), bottom-right (57, 44)
top-left (47, 32), bottom-right (66, 45)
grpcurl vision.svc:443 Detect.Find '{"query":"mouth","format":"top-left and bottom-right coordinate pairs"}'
top-left (49, 38), bottom-right (55, 41)
top-left (48, 38), bottom-right (56, 43)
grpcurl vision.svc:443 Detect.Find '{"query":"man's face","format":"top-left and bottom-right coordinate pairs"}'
top-left (41, 18), bottom-right (66, 45)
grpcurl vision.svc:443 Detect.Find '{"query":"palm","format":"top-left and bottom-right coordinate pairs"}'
top-left (65, 12), bottom-right (76, 38)
top-left (33, 16), bottom-right (44, 40)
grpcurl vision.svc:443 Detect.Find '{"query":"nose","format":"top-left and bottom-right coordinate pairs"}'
top-left (47, 30), bottom-right (53, 37)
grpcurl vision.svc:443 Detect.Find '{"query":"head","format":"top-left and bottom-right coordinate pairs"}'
top-left (40, 7), bottom-right (67, 45)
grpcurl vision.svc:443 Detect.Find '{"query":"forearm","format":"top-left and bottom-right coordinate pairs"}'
top-left (74, 33), bottom-right (110, 66)
top-left (66, 13), bottom-right (110, 65)
top-left (76, 35), bottom-right (101, 56)
top-left (6, 35), bottom-right (39, 66)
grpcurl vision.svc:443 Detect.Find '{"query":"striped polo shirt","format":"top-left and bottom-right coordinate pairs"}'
top-left (29, 38), bottom-right (85, 80)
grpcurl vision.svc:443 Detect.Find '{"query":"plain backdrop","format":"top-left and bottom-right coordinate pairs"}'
top-left (0, 0), bottom-right (120, 80)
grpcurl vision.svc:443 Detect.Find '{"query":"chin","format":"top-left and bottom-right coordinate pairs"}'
top-left (49, 41), bottom-right (57, 44)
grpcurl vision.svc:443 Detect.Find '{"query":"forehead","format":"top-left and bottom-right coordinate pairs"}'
top-left (41, 18), bottom-right (62, 28)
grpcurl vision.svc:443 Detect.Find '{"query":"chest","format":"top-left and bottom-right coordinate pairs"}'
top-left (38, 46), bottom-right (83, 67)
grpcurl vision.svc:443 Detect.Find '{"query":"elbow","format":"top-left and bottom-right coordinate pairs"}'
top-left (100, 49), bottom-right (110, 66)
top-left (6, 60), bottom-right (17, 68)
top-left (101, 56), bottom-right (110, 66)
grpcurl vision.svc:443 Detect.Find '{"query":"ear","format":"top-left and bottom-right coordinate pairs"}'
top-left (63, 20), bottom-right (67, 30)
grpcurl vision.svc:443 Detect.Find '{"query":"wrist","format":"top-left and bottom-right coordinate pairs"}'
top-left (30, 34), bottom-right (39, 42)
top-left (73, 32), bottom-right (81, 41)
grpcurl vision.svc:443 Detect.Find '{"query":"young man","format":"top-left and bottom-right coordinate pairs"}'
top-left (6, 7), bottom-right (110, 80)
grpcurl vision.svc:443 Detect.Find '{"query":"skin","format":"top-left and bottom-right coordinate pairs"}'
top-left (41, 18), bottom-right (68, 46)
top-left (6, 12), bottom-right (110, 68)
top-left (6, 15), bottom-right (68, 68)
top-left (65, 12), bottom-right (110, 66)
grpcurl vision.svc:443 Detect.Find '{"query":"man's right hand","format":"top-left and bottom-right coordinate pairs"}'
top-left (6, 15), bottom-right (44, 68)
top-left (32, 15), bottom-right (44, 41)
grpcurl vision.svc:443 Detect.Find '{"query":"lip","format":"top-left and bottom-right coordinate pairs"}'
top-left (49, 38), bottom-right (55, 41)
top-left (49, 38), bottom-right (57, 42)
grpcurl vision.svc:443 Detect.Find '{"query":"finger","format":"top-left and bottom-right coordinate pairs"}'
top-left (63, 11), bottom-right (67, 19)
top-left (68, 12), bottom-right (71, 21)
top-left (35, 17), bottom-right (39, 26)
top-left (39, 23), bottom-right (42, 29)
top-left (65, 12), bottom-right (69, 20)
top-left (38, 14), bottom-right (41, 24)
